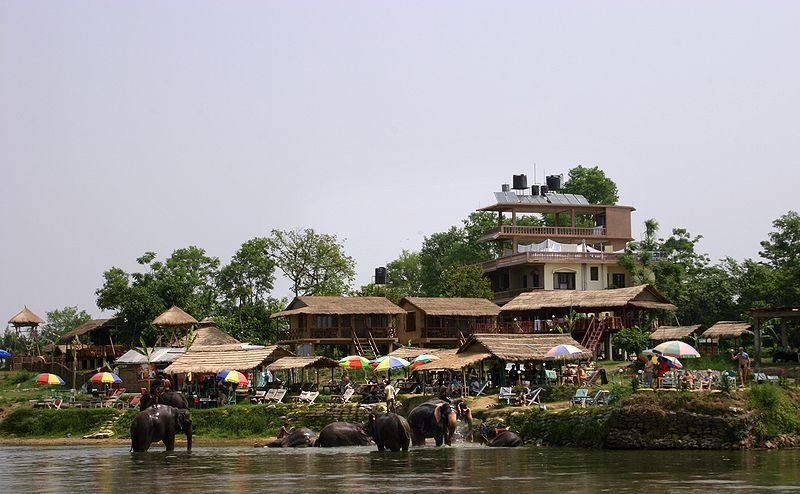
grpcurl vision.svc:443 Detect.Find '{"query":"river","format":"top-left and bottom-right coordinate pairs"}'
top-left (2, 444), bottom-right (800, 493)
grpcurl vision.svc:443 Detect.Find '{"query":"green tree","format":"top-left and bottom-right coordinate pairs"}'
top-left (41, 306), bottom-right (91, 349)
top-left (440, 264), bottom-right (494, 299)
top-left (562, 165), bottom-right (619, 204)
top-left (758, 211), bottom-right (800, 306)
top-left (612, 326), bottom-right (651, 357)
top-left (266, 228), bottom-right (356, 296)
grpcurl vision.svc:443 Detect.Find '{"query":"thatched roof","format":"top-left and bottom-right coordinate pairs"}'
top-left (152, 306), bottom-right (198, 327)
top-left (414, 351), bottom-right (491, 371)
top-left (649, 325), bottom-right (704, 342)
top-left (271, 296), bottom-right (405, 318)
top-left (189, 326), bottom-right (240, 347)
top-left (458, 333), bottom-right (591, 361)
top-left (198, 316), bottom-right (216, 326)
top-left (8, 307), bottom-right (44, 326)
top-left (387, 347), bottom-right (456, 360)
top-left (114, 347), bottom-right (185, 365)
top-left (60, 318), bottom-right (118, 342)
top-left (703, 321), bottom-right (753, 339)
top-left (399, 297), bottom-right (500, 317)
top-left (267, 356), bottom-right (339, 371)
top-left (501, 285), bottom-right (676, 313)
top-left (163, 344), bottom-right (294, 374)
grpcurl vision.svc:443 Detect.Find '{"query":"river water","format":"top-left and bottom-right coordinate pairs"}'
top-left (2, 444), bottom-right (800, 493)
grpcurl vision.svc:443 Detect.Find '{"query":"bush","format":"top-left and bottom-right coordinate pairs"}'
top-left (0, 407), bottom-right (118, 438)
top-left (747, 385), bottom-right (800, 438)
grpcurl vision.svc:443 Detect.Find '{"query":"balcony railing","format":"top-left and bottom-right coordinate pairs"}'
top-left (480, 225), bottom-right (607, 242)
top-left (280, 327), bottom-right (396, 341)
top-left (482, 251), bottom-right (622, 273)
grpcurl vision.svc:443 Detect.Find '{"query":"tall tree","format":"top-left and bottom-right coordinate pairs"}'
top-left (440, 264), bottom-right (494, 299)
top-left (562, 165), bottom-right (619, 204)
top-left (41, 306), bottom-right (91, 346)
top-left (266, 228), bottom-right (356, 296)
top-left (758, 211), bottom-right (800, 306)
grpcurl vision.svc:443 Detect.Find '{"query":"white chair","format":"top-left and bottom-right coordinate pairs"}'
top-left (498, 386), bottom-right (515, 404)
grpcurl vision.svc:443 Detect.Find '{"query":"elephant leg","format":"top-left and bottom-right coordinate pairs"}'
top-left (434, 434), bottom-right (443, 447)
top-left (376, 441), bottom-right (385, 452)
top-left (163, 433), bottom-right (176, 451)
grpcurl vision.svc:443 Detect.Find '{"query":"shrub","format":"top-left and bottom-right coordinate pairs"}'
top-left (0, 408), bottom-right (118, 438)
top-left (747, 385), bottom-right (800, 438)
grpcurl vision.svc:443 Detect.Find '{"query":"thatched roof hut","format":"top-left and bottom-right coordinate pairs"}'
top-left (189, 326), bottom-right (240, 347)
top-left (152, 306), bottom-right (198, 327)
top-left (399, 297), bottom-right (500, 317)
top-left (8, 307), bottom-right (44, 327)
top-left (501, 285), bottom-right (676, 313)
top-left (114, 347), bottom-right (186, 366)
top-left (271, 296), bottom-right (405, 317)
top-left (703, 321), bottom-right (753, 340)
top-left (387, 347), bottom-right (455, 360)
top-left (60, 318), bottom-right (120, 342)
top-left (458, 333), bottom-right (591, 361)
top-left (163, 344), bottom-right (294, 374)
top-left (266, 356), bottom-right (339, 371)
top-left (414, 351), bottom-right (491, 371)
top-left (649, 325), bottom-right (704, 342)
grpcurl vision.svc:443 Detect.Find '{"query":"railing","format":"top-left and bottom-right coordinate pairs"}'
top-left (480, 225), bottom-right (607, 242)
top-left (482, 251), bottom-right (622, 272)
top-left (280, 327), bottom-right (397, 341)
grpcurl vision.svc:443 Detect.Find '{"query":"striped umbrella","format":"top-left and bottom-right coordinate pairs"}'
top-left (34, 373), bottom-right (65, 385)
top-left (371, 356), bottom-right (411, 371)
top-left (90, 372), bottom-right (122, 384)
top-left (411, 354), bottom-right (440, 369)
top-left (339, 355), bottom-right (371, 369)
top-left (544, 344), bottom-right (584, 360)
top-left (218, 370), bottom-right (249, 386)
top-left (653, 341), bottom-right (701, 358)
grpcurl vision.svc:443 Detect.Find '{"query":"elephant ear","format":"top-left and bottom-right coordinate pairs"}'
top-left (434, 404), bottom-right (442, 425)
top-left (176, 409), bottom-right (192, 432)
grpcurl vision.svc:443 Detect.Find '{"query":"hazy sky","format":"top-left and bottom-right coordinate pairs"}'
top-left (2, 2), bottom-right (799, 327)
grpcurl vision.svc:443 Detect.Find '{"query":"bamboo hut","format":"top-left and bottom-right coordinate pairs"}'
top-left (152, 306), bottom-right (199, 346)
top-left (701, 321), bottom-right (753, 356)
top-left (649, 325), bottom-right (704, 342)
top-left (397, 297), bottom-right (500, 345)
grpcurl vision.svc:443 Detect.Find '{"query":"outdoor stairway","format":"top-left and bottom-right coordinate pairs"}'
top-left (351, 329), bottom-right (378, 359)
top-left (82, 414), bottom-right (123, 439)
top-left (580, 318), bottom-right (605, 356)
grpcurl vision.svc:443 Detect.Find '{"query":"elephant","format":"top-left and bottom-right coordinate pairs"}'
top-left (130, 404), bottom-right (192, 452)
top-left (140, 390), bottom-right (189, 411)
top-left (363, 412), bottom-right (412, 452)
top-left (407, 399), bottom-right (458, 447)
top-left (315, 422), bottom-right (372, 447)
top-left (267, 428), bottom-right (317, 448)
top-left (482, 430), bottom-right (524, 447)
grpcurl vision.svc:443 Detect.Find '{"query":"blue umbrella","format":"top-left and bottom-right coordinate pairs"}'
top-left (0, 349), bottom-right (11, 358)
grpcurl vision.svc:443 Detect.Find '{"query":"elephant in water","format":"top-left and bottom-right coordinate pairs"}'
top-left (482, 430), bottom-right (524, 447)
top-left (407, 399), bottom-right (458, 446)
top-left (362, 412), bottom-right (412, 452)
top-left (267, 428), bottom-right (317, 448)
top-left (315, 422), bottom-right (372, 447)
top-left (130, 404), bottom-right (192, 452)
top-left (140, 390), bottom-right (189, 411)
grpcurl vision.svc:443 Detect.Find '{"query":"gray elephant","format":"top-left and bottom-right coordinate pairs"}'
top-left (140, 390), bottom-right (189, 411)
top-left (267, 427), bottom-right (317, 448)
top-left (315, 422), bottom-right (372, 447)
top-left (363, 412), bottom-right (412, 452)
top-left (407, 399), bottom-right (458, 446)
top-left (482, 430), bottom-right (523, 447)
top-left (130, 404), bottom-right (192, 452)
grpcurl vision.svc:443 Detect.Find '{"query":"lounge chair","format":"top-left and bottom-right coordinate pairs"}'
top-left (525, 387), bottom-right (544, 407)
top-left (583, 370), bottom-right (601, 387)
top-left (755, 372), bottom-right (780, 384)
top-left (332, 387), bottom-right (355, 404)
top-left (586, 389), bottom-right (610, 406)
top-left (498, 386), bottom-right (515, 404)
top-left (269, 389), bottom-right (287, 403)
top-left (296, 391), bottom-right (319, 405)
top-left (544, 369), bottom-right (558, 385)
top-left (470, 381), bottom-right (489, 396)
top-left (570, 388), bottom-right (590, 407)
top-left (102, 388), bottom-right (126, 408)
top-left (251, 390), bottom-right (267, 404)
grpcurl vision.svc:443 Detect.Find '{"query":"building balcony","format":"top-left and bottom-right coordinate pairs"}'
top-left (278, 327), bottom-right (397, 342)
top-left (479, 225), bottom-right (607, 243)
top-left (482, 250), bottom-right (624, 273)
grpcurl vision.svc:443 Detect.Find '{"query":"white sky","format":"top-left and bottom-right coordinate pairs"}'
top-left (2, 2), bottom-right (799, 325)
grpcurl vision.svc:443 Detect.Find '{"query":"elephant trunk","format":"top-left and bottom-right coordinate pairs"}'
top-left (186, 424), bottom-right (192, 452)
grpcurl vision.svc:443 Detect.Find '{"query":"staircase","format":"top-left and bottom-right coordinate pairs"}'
top-left (352, 329), bottom-right (378, 358)
top-left (580, 318), bottom-right (605, 356)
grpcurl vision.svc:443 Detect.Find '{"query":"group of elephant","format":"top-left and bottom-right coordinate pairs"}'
top-left (129, 391), bottom-right (522, 453)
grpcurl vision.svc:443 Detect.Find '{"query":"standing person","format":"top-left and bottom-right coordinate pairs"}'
top-left (733, 347), bottom-right (750, 387)
top-left (643, 358), bottom-right (655, 388)
top-left (383, 380), bottom-right (397, 413)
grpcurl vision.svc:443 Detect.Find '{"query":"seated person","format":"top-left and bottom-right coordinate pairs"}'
top-left (469, 377), bottom-right (482, 394)
top-left (576, 365), bottom-right (587, 385)
top-left (699, 369), bottom-right (715, 390)
top-left (514, 383), bottom-right (532, 406)
top-left (681, 370), bottom-right (697, 389)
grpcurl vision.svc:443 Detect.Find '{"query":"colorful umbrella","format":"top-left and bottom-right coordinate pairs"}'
top-left (90, 372), bottom-right (122, 384)
top-left (0, 349), bottom-right (11, 358)
top-left (338, 355), bottom-right (371, 369)
top-left (371, 356), bottom-right (411, 371)
top-left (34, 373), bottom-right (65, 385)
top-left (411, 354), bottom-right (440, 369)
top-left (544, 344), bottom-right (584, 360)
top-left (218, 370), bottom-right (249, 386)
top-left (653, 340), bottom-right (701, 358)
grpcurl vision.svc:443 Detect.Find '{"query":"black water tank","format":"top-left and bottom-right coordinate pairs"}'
top-left (531, 185), bottom-right (540, 196)
top-left (540, 185), bottom-right (549, 195)
top-left (501, 183), bottom-right (510, 192)
top-left (512, 174), bottom-right (528, 190)
top-left (546, 175), bottom-right (562, 191)
top-left (375, 267), bottom-right (388, 285)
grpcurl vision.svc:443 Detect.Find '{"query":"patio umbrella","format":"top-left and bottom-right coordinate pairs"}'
top-left (653, 340), bottom-right (701, 358)
top-left (0, 349), bottom-right (11, 358)
top-left (544, 344), bottom-right (584, 360)
top-left (33, 373), bottom-right (65, 385)
top-left (410, 354), bottom-right (440, 369)
top-left (639, 352), bottom-right (682, 369)
top-left (218, 370), bottom-right (249, 386)
top-left (90, 372), bottom-right (122, 384)
top-left (371, 356), bottom-right (411, 371)
top-left (338, 355), bottom-right (371, 369)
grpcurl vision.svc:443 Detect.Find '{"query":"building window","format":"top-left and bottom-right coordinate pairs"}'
top-left (612, 273), bottom-right (626, 288)
top-left (555, 272), bottom-right (576, 290)
top-left (590, 267), bottom-right (599, 281)
top-left (532, 272), bottom-right (540, 288)
top-left (522, 275), bottom-right (528, 288)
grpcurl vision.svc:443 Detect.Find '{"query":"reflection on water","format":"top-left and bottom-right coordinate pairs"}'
top-left (3, 444), bottom-right (800, 494)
